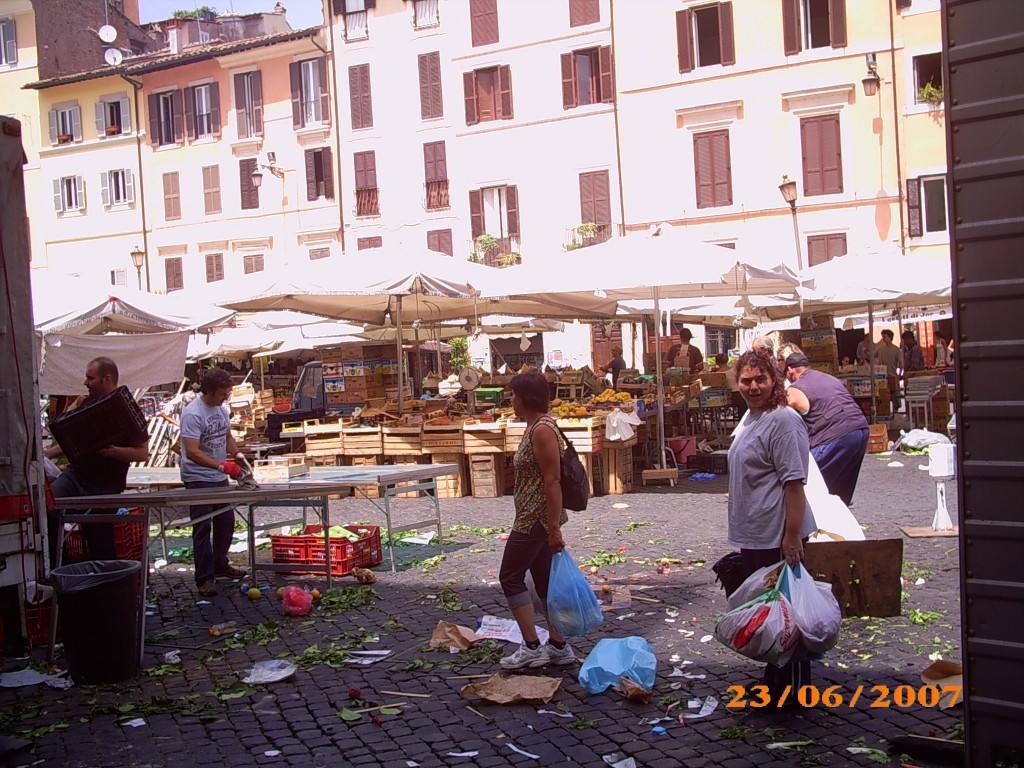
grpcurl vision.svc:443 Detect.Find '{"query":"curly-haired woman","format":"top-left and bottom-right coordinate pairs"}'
top-left (727, 348), bottom-right (817, 700)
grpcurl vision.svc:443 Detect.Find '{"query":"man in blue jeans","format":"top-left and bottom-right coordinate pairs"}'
top-left (179, 368), bottom-right (247, 596)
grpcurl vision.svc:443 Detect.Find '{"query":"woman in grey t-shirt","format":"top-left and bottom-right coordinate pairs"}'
top-left (726, 348), bottom-right (816, 704)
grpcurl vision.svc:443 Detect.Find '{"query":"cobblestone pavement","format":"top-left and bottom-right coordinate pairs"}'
top-left (2, 452), bottom-right (963, 768)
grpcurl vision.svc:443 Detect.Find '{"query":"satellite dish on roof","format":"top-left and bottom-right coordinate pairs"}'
top-left (98, 24), bottom-right (118, 43)
top-left (104, 48), bottom-right (123, 66)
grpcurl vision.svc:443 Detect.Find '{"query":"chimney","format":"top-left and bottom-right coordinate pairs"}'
top-left (120, 0), bottom-right (141, 25)
top-left (274, 2), bottom-right (287, 15)
top-left (168, 26), bottom-right (181, 54)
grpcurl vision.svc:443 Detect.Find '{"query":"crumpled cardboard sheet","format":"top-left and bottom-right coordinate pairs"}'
top-left (614, 676), bottom-right (653, 703)
top-left (921, 659), bottom-right (963, 709)
top-left (460, 673), bottom-right (562, 704)
top-left (429, 620), bottom-right (478, 651)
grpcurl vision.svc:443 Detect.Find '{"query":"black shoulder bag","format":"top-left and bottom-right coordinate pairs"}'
top-left (550, 422), bottom-right (590, 511)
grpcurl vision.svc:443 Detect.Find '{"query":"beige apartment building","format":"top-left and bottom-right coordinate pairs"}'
top-left (9, 0), bottom-right (946, 323)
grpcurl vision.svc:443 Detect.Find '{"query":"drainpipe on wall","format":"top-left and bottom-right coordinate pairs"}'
top-left (609, 0), bottom-right (628, 238)
top-left (888, 0), bottom-right (906, 255)
top-left (121, 73), bottom-right (151, 291)
top-left (316, 12), bottom-right (346, 254)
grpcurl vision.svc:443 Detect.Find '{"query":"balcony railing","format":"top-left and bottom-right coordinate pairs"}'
top-left (471, 235), bottom-right (521, 268)
top-left (425, 179), bottom-right (450, 210)
top-left (356, 187), bottom-right (380, 217)
top-left (565, 223), bottom-right (611, 250)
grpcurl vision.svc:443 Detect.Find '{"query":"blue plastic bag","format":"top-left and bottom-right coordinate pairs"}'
top-left (546, 549), bottom-right (604, 637)
top-left (579, 637), bottom-right (657, 694)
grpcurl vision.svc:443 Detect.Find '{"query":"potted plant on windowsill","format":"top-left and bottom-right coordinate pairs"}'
top-left (917, 82), bottom-right (944, 107)
top-left (105, 125), bottom-right (122, 135)
top-left (57, 134), bottom-right (73, 143)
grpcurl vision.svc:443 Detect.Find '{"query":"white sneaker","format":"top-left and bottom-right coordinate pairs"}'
top-left (500, 644), bottom-right (546, 670)
top-left (540, 643), bottom-right (576, 666)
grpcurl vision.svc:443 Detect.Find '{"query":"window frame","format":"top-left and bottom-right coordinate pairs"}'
top-left (805, 232), bottom-right (847, 266)
top-left (427, 228), bottom-right (453, 256)
top-left (424, 141), bottom-right (450, 211)
top-left (242, 253), bottom-right (265, 274)
top-left (54, 175), bottom-right (85, 213)
top-left (413, 0), bottom-right (440, 29)
top-left (192, 83), bottom-right (214, 139)
top-left (676, 3), bottom-right (735, 74)
top-left (49, 103), bottom-right (82, 145)
top-left (158, 91), bottom-right (177, 146)
top-left (205, 252), bottom-right (225, 283)
top-left (202, 164), bottom-right (222, 215)
top-left (569, 0), bottom-right (600, 28)
top-left (96, 94), bottom-right (131, 138)
top-left (165, 257), bottom-right (184, 292)
top-left (693, 129), bottom-right (733, 209)
top-left (470, 0), bottom-right (499, 47)
top-left (234, 70), bottom-right (263, 139)
top-left (463, 64), bottom-right (513, 125)
top-left (418, 51), bottom-right (443, 120)
top-left (578, 170), bottom-right (612, 244)
top-left (0, 17), bottom-right (17, 66)
top-left (163, 171), bottom-right (181, 220)
top-left (782, 0), bottom-right (847, 56)
top-left (799, 113), bottom-right (843, 197)
top-left (309, 246), bottom-right (332, 261)
top-left (354, 150), bottom-right (380, 217)
top-left (348, 63), bottom-right (373, 130)
top-left (301, 59), bottom-right (322, 125)
top-left (102, 168), bottom-right (134, 207)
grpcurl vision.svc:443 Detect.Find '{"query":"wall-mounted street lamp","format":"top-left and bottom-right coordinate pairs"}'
top-left (778, 175), bottom-right (804, 272)
top-left (129, 245), bottom-right (146, 290)
top-left (251, 163), bottom-right (286, 189)
top-left (862, 52), bottom-right (881, 97)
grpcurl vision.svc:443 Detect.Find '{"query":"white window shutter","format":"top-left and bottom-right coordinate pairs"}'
top-left (125, 170), bottom-right (135, 203)
top-left (95, 102), bottom-right (106, 136)
top-left (120, 96), bottom-right (131, 132)
top-left (71, 106), bottom-right (82, 142)
top-left (100, 171), bottom-right (110, 206)
top-left (52, 179), bottom-right (63, 212)
top-left (48, 109), bottom-right (58, 145)
top-left (2, 19), bottom-right (16, 65)
top-left (76, 176), bottom-right (85, 209)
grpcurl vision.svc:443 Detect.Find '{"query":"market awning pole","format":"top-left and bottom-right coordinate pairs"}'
top-left (395, 295), bottom-right (404, 416)
top-left (868, 301), bottom-right (876, 423)
top-left (653, 287), bottom-right (666, 469)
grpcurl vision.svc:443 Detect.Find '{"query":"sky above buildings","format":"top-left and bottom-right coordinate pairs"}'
top-left (139, 0), bottom-right (325, 29)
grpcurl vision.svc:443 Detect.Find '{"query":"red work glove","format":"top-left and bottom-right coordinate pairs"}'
top-left (220, 458), bottom-right (243, 479)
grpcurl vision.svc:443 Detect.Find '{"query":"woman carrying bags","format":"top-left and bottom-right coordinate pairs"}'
top-left (497, 372), bottom-right (576, 670)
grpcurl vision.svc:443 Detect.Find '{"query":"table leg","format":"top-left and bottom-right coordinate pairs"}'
top-left (319, 495), bottom-right (332, 589)
top-left (246, 504), bottom-right (257, 586)
top-left (382, 485), bottom-right (396, 573)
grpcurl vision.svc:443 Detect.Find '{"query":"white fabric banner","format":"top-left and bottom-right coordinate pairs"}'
top-left (39, 331), bottom-right (191, 395)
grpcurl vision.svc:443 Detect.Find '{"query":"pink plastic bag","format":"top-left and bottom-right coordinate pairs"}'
top-left (281, 586), bottom-right (313, 616)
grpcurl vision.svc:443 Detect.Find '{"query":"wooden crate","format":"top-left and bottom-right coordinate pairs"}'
top-left (389, 456), bottom-right (429, 498)
top-left (867, 423), bottom-right (889, 453)
top-left (429, 453), bottom-right (469, 498)
top-left (382, 425), bottom-right (423, 456)
top-left (503, 421), bottom-right (527, 453)
top-left (252, 454), bottom-right (309, 483)
top-left (422, 423), bottom-right (465, 453)
top-left (601, 445), bottom-right (634, 495)
top-left (305, 436), bottom-right (344, 462)
top-left (342, 425), bottom-right (382, 456)
top-left (463, 421), bottom-right (505, 454)
top-left (556, 417), bottom-right (604, 454)
top-left (342, 454), bottom-right (384, 498)
top-left (279, 421), bottom-right (305, 436)
top-left (802, 539), bottom-right (904, 618)
top-left (303, 417), bottom-right (345, 436)
top-left (469, 454), bottom-right (507, 498)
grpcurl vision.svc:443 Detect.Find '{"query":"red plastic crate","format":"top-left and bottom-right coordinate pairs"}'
top-left (24, 599), bottom-right (59, 646)
top-left (63, 507), bottom-right (147, 562)
top-left (270, 525), bottom-right (382, 576)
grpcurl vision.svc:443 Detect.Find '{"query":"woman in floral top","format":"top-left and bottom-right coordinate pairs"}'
top-left (498, 372), bottom-right (576, 670)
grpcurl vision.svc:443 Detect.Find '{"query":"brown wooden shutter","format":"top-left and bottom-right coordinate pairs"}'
top-left (506, 185), bottom-right (520, 237)
top-left (172, 89), bottom-right (184, 142)
top-left (592, 171), bottom-right (611, 228)
top-left (497, 65), bottom-right (513, 119)
top-left (206, 253), bottom-right (224, 282)
top-left (209, 82), bottom-right (221, 138)
top-left (240, 158), bottom-right (258, 209)
top-left (821, 114), bottom-right (842, 193)
top-left (203, 165), bottom-right (221, 214)
top-left (427, 228), bottom-right (453, 256)
top-left (163, 172), bottom-right (181, 220)
top-left (569, 0), bottom-right (599, 27)
top-left (184, 86), bottom-right (196, 140)
top-left (322, 146), bottom-right (334, 200)
top-left (469, 189), bottom-right (484, 238)
top-left (165, 257), bottom-right (184, 291)
top-left (694, 133), bottom-right (714, 208)
top-left (463, 71), bottom-right (479, 125)
top-left (354, 151), bottom-right (376, 189)
top-left (599, 46), bottom-right (614, 103)
top-left (419, 52), bottom-right (443, 120)
top-left (423, 141), bottom-right (446, 182)
top-left (801, 116), bottom-right (823, 196)
top-left (470, 0), bottom-right (498, 47)
top-left (712, 130), bottom-right (732, 205)
top-left (349, 65), bottom-right (364, 128)
top-left (827, 233), bottom-right (847, 260)
top-left (305, 149), bottom-right (318, 201)
top-left (806, 235), bottom-right (829, 266)
top-left (829, 0), bottom-right (847, 48)
top-left (251, 71), bottom-right (264, 135)
top-left (147, 93), bottom-right (159, 145)
top-left (719, 3), bottom-right (735, 66)
top-left (579, 171), bottom-right (595, 223)
top-left (290, 62), bottom-right (302, 127)
top-left (318, 57), bottom-right (331, 125)
top-left (234, 73), bottom-right (246, 137)
top-left (561, 53), bottom-right (577, 110)
top-left (907, 177), bottom-right (922, 237)
top-left (676, 10), bottom-right (694, 74)
top-left (782, 0), bottom-right (801, 55)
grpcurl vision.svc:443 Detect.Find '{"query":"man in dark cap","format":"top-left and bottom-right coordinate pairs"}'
top-left (783, 352), bottom-right (869, 505)
top-left (665, 327), bottom-right (704, 374)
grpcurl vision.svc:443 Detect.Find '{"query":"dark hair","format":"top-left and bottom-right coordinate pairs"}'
top-left (509, 372), bottom-right (550, 413)
top-left (715, 352), bottom-right (728, 365)
top-left (901, 331), bottom-right (916, 342)
top-left (88, 356), bottom-right (119, 384)
top-left (679, 328), bottom-right (693, 342)
top-left (881, 329), bottom-right (894, 340)
top-left (200, 368), bottom-right (234, 394)
top-left (735, 349), bottom-right (788, 410)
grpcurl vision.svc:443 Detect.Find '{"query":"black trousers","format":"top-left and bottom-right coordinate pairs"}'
top-left (740, 547), bottom-right (811, 697)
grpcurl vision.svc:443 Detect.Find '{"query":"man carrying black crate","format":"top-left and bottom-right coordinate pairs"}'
top-left (44, 357), bottom-right (151, 567)
top-left (179, 368), bottom-right (248, 597)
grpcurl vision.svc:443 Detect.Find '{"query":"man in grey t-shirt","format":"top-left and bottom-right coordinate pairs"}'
top-left (179, 368), bottom-right (247, 596)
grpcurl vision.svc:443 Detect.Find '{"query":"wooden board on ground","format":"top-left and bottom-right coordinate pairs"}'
top-left (802, 538), bottom-right (903, 618)
top-left (900, 526), bottom-right (959, 538)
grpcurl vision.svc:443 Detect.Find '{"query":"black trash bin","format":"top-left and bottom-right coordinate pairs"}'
top-left (52, 560), bottom-right (142, 685)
